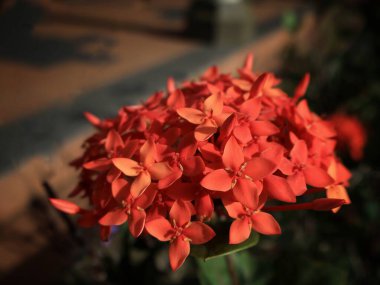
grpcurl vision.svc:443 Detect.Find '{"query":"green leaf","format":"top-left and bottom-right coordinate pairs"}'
top-left (197, 257), bottom-right (231, 285)
top-left (191, 223), bottom-right (260, 261)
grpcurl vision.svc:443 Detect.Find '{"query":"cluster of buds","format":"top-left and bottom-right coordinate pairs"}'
top-left (51, 54), bottom-right (351, 271)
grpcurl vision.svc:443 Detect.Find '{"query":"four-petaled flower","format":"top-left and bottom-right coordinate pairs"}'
top-left (112, 139), bottom-right (171, 197)
top-left (145, 200), bottom-right (215, 271)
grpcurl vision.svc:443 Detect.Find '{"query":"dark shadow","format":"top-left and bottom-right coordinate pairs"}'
top-left (0, 196), bottom-right (81, 284)
top-left (44, 11), bottom-right (185, 40)
top-left (0, 1), bottom-right (114, 67)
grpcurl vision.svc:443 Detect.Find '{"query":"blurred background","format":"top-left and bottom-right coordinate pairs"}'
top-left (0, 0), bottom-right (379, 284)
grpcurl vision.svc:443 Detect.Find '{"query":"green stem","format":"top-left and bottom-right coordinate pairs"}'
top-left (225, 255), bottom-right (239, 285)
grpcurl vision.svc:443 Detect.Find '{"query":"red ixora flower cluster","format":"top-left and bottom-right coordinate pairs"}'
top-left (51, 54), bottom-right (351, 271)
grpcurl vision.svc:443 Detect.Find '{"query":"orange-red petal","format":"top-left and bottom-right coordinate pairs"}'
top-left (290, 140), bottom-right (308, 164)
top-left (233, 179), bottom-right (259, 209)
top-left (181, 156), bottom-right (205, 176)
top-left (194, 121), bottom-right (217, 141)
top-left (251, 212), bottom-right (281, 235)
top-left (99, 208), bottom-right (128, 226)
top-left (105, 129), bottom-right (124, 153)
top-left (200, 169), bottom-right (233, 191)
top-left (169, 237), bottom-right (190, 271)
top-left (177, 108), bottom-right (205, 124)
top-left (170, 200), bottom-right (191, 227)
top-left (145, 218), bottom-right (174, 241)
top-left (112, 158), bottom-right (141, 176)
top-left (223, 136), bottom-right (244, 171)
top-left (129, 208), bottom-right (146, 238)
top-left (304, 166), bottom-right (334, 188)
top-left (245, 157), bottom-right (276, 181)
top-left (140, 138), bottom-right (156, 167)
top-left (264, 175), bottom-right (296, 203)
top-left (183, 222), bottom-right (215, 244)
top-left (83, 158), bottom-right (111, 171)
top-left (204, 90), bottom-right (223, 116)
top-left (111, 178), bottom-right (130, 203)
top-left (131, 171), bottom-right (151, 197)
top-left (50, 198), bottom-right (81, 215)
top-left (229, 218), bottom-right (251, 244)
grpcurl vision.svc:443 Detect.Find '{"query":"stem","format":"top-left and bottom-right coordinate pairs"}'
top-left (225, 255), bottom-right (239, 285)
top-left (263, 202), bottom-right (314, 212)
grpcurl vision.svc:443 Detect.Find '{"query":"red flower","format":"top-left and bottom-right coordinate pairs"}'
top-left (201, 136), bottom-right (276, 205)
top-left (50, 53), bottom-right (352, 271)
top-left (99, 179), bottom-right (157, 237)
top-left (177, 88), bottom-right (229, 141)
top-left (329, 113), bottom-right (367, 160)
top-left (279, 140), bottom-right (333, 195)
top-left (223, 191), bottom-right (281, 244)
top-left (112, 139), bottom-right (171, 197)
top-left (145, 200), bottom-right (215, 271)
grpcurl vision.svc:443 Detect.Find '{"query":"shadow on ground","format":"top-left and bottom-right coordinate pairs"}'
top-left (0, 1), bottom-right (115, 67)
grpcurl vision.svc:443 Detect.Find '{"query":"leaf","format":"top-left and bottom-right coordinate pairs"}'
top-left (196, 257), bottom-right (231, 285)
top-left (191, 223), bottom-right (260, 261)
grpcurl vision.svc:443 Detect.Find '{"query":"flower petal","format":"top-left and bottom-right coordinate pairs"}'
top-left (140, 138), bottom-right (156, 166)
top-left (194, 121), bottom-right (218, 141)
top-left (111, 178), bottom-right (130, 202)
top-left (278, 158), bottom-right (294, 175)
top-left (250, 121), bottom-right (279, 136)
top-left (83, 158), bottom-right (111, 171)
top-left (148, 162), bottom-right (172, 180)
top-left (195, 193), bottom-right (214, 220)
top-left (105, 129), bottom-right (124, 153)
top-left (183, 222), bottom-right (215, 244)
top-left (167, 90), bottom-right (185, 110)
top-left (251, 212), bottom-right (281, 235)
top-left (200, 169), bottom-right (233, 192)
top-left (244, 157), bottom-right (276, 181)
top-left (177, 108), bottom-right (205, 124)
top-left (169, 237), bottom-right (190, 271)
top-left (326, 185), bottom-right (351, 213)
top-left (170, 200), bottom-right (191, 227)
top-left (260, 143), bottom-right (284, 165)
top-left (304, 166), bottom-right (334, 188)
top-left (233, 125), bottom-right (253, 144)
top-left (112, 158), bottom-right (141, 176)
top-left (106, 166), bottom-right (121, 183)
top-left (131, 171), bottom-right (151, 197)
top-left (222, 195), bottom-right (246, 219)
top-left (250, 73), bottom-right (268, 98)
top-left (129, 209), bottom-right (146, 237)
top-left (229, 218), bottom-right (251, 244)
top-left (290, 140), bottom-right (308, 164)
top-left (50, 198), bottom-right (81, 214)
top-left (223, 136), bottom-right (244, 171)
top-left (145, 218), bottom-right (174, 241)
top-left (233, 179), bottom-right (259, 209)
top-left (99, 208), bottom-right (128, 226)
top-left (294, 73), bottom-right (310, 100)
top-left (181, 156), bottom-right (205, 176)
top-left (264, 175), bottom-right (296, 203)
top-left (308, 121), bottom-right (336, 139)
top-left (288, 171), bottom-right (307, 195)
top-left (240, 97), bottom-right (261, 119)
top-left (158, 168), bottom-right (182, 189)
top-left (135, 184), bottom-right (157, 208)
top-left (204, 90), bottom-right (223, 115)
